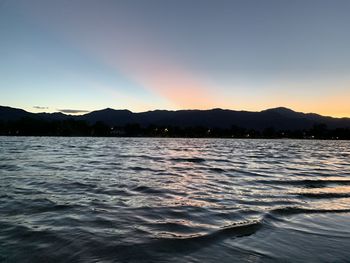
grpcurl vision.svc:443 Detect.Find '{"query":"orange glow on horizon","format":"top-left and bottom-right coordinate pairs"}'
top-left (10, 1), bottom-right (350, 118)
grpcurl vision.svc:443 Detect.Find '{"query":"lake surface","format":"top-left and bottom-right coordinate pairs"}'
top-left (1, 137), bottom-right (350, 262)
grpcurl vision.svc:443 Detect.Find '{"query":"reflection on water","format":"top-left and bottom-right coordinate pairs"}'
top-left (1, 137), bottom-right (350, 262)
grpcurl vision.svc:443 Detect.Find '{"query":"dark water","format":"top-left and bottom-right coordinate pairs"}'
top-left (1, 137), bottom-right (350, 262)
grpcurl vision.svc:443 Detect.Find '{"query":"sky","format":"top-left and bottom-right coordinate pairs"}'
top-left (1, 0), bottom-right (350, 117)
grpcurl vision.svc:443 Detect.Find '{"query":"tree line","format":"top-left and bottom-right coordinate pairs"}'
top-left (0, 117), bottom-right (350, 139)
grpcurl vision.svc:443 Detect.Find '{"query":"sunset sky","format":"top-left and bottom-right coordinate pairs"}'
top-left (1, 0), bottom-right (350, 117)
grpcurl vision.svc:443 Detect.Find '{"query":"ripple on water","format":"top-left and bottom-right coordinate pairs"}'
top-left (0, 137), bottom-right (350, 262)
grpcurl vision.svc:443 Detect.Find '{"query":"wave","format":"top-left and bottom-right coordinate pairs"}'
top-left (158, 219), bottom-right (262, 241)
top-left (129, 166), bottom-right (162, 172)
top-left (297, 192), bottom-right (350, 199)
top-left (269, 206), bottom-right (350, 216)
top-left (117, 220), bottom-right (267, 259)
top-left (257, 179), bottom-right (350, 187)
top-left (161, 206), bottom-right (350, 243)
top-left (116, 154), bottom-right (164, 161)
top-left (0, 164), bottom-right (22, 171)
top-left (131, 185), bottom-right (168, 195)
top-left (207, 167), bottom-right (227, 173)
top-left (170, 157), bottom-right (206, 163)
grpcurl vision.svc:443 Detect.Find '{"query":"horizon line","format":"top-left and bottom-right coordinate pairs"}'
top-left (2, 105), bottom-right (350, 119)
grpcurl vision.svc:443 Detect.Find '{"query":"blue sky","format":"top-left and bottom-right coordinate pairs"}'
top-left (1, 0), bottom-right (350, 116)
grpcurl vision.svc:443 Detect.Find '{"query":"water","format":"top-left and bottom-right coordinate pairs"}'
top-left (1, 137), bottom-right (350, 262)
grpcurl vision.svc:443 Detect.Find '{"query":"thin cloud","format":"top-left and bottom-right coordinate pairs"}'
top-left (58, 109), bottom-right (90, 114)
top-left (33, 106), bottom-right (49, 110)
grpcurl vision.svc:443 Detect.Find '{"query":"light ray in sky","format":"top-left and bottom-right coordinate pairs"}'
top-left (1, 0), bottom-right (350, 116)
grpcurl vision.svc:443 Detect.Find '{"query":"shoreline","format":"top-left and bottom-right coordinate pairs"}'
top-left (0, 135), bottom-right (348, 140)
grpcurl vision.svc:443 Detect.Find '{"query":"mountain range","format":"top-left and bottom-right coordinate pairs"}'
top-left (1, 105), bottom-right (350, 131)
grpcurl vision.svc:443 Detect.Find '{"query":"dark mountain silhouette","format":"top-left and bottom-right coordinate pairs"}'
top-left (1, 105), bottom-right (350, 131)
top-left (36, 112), bottom-right (70, 121)
top-left (0, 106), bottom-right (34, 121)
top-left (77, 108), bottom-right (135, 125)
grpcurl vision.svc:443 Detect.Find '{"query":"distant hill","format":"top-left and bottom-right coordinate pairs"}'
top-left (1, 105), bottom-right (350, 131)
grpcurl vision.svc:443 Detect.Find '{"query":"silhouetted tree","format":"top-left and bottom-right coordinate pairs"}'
top-left (311, 123), bottom-right (328, 139)
top-left (91, 121), bottom-right (110, 136)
